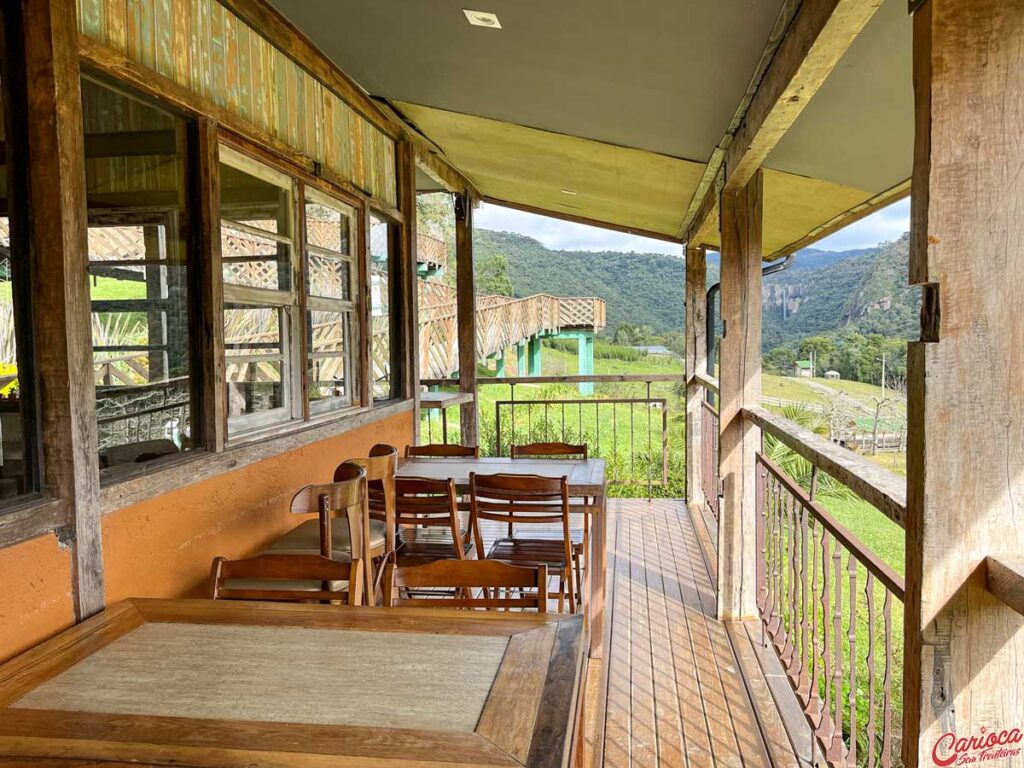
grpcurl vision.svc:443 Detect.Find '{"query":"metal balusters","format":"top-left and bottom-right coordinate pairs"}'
top-left (881, 592), bottom-right (894, 768)
top-left (830, 539), bottom-right (844, 763)
top-left (847, 553), bottom-right (858, 766)
top-left (865, 571), bottom-right (877, 768)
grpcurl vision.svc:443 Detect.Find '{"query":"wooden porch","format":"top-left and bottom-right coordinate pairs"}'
top-left (584, 499), bottom-right (804, 768)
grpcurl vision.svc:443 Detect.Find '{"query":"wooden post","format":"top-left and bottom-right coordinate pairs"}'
top-left (685, 245), bottom-right (707, 509)
top-left (454, 193), bottom-right (478, 446)
top-left (717, 170), bottom-right (762, 621)
top-left (23, 0), bottom-right (104, 619)
top-left (904, 2), bottom-right (1024, 765)
top-left (194, 119), bottom-right (226, 452)
top-left (397, 140), bottom-right (420, 439)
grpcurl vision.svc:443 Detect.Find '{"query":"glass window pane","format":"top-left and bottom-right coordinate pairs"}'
top-left (220, 164), bottom-right (292, 236)
top-left (306, 202), bottom-right (350, 253)
top-left (220, 161), bottom-right (292, 291)
top-left (370, 214), bottom-right (394, 401)
top-left (308, 253), bottom-right (351, 301)
top-left (82, 79), bottom-right (195, 471)
top-left (224, 306), bottom-right (287, 418)
top-left (221, 224), bottom-right (291, 290)
top-left (0, 45), bottom-right (32, 498)
top-left (307, 310), bottom-right (351, 412)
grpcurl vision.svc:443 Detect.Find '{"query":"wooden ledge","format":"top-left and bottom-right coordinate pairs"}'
top-left (99, 401), bottom-right (413, 516)
top-left (744, 405), bottom-right (907, 527)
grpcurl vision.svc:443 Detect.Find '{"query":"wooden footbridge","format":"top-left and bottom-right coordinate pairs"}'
top-left (415, 234), bottom-right (606, 380)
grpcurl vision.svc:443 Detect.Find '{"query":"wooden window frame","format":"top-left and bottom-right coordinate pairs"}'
top-left (219, 144), bottom-right (303, 438)
top-left (368, 207), bottom-right (405, 405)
top-left (303, 185), bottom-right (360, 418)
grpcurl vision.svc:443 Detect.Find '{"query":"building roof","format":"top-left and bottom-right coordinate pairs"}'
top-left (795, 360), bottom-right (813, 369)
top-left (268, 0), bottom-right (912, 257)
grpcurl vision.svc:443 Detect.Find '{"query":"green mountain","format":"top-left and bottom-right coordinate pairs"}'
top-left (470, 228), bottom-right (918, 350)
top-left (472, 229), bottom-right (684, 335)
top-left (761, 233), bottom-right (919, 349)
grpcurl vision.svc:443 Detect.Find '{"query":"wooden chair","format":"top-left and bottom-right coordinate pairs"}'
top-left (405, 443), bottom-right (480, 458)
top-left (265, 463), bottom-right (374, 597)
top-left (382, 559), bottom-right (547, 612)
top-left (469, 472), bottom-right (579, 613)
top-left (209, 554), bottom-right (364, 605)
top-left (342, 444), bottom-right (399, 593)
top-left (393, 476), bottom-right (473, 565)
top-left (511, 442), bottom-right (590, 606)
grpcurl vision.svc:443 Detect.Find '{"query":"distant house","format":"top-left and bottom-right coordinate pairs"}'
top-left (633, 345), bottom-right (676, 357)
top-left (793, 360), bottom-right (813, 378)
top-left (824, 370), bottom-right (841, 380)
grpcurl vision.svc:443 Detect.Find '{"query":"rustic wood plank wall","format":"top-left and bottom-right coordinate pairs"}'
top-left (75, 0), bottom-right (396, 208)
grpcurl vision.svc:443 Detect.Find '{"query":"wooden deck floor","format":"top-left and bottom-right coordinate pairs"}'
top-left (584, 499), bottom-right (799, 768)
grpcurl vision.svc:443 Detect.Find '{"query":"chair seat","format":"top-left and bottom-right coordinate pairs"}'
top-left (267, 518), bottom-right (388, 559)
top-left (487, 537), bottom-right (572, 569)
top-left (221, 577), bottom-right (349, 592)
top-left (396, 526), bottom-right (473, 564)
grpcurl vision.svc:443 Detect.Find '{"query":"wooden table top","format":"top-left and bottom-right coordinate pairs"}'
top-left (397, 456), bottom-right (607, 495)
top-left (0, 599), bottom-right (586, 768)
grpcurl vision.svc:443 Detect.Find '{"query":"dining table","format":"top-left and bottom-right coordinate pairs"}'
top-left (0, 598), bottom-right (586, 767)
top-left (397, 456), bottom-right (608, 658)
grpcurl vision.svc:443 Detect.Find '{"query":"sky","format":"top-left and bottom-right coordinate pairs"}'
top-left (474, 196), bottom-right (911, 257)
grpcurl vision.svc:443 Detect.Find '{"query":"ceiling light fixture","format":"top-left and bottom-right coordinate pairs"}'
top-left (560, 189), bottom-right (578, 196)
top-left (463, 9), bottom-right (502, 28)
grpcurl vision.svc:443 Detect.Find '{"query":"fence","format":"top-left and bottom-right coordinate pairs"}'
top-left (701, 399), bottom-right (720, 521)
top-left (420, 374), bottom-right (684, 497)
top-left (749, 408), bottom-right (906, 768)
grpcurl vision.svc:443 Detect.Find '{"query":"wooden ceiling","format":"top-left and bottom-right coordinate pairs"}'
top-left (269, 0), bottom-right (914, 258)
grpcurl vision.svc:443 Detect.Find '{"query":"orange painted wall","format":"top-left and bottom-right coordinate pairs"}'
top-left (103, 410), bottom-right (413, 604)
top-left (0, 409), bottom-right (412, 663)
top-left (0, 532), bottom-right (74, 663)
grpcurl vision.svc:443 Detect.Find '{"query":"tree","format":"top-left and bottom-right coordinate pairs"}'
top-left (476, 253), bottom-right (514, 297)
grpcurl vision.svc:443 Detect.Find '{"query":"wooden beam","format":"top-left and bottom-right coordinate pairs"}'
top-left (455, 194), bottom-right (478, 446)
top-left (396, 139), bottom-right (420, 435)
top-left (682, 0), bottom-right (884, 244)
top-left (904, 2), bottom-right (1024, 765)
top-left (717, 169), bottom-right (763, 621)
top-left (482, 196), bottom-right (683, 246)
top-left (194, 120), bottom-right (226, 452)
top-left (985, 557), bottom-right (1024, 619)
top-left (684, 246), bottom-right (707, 509)
top-left (24, 0), bottom-right (104, 620)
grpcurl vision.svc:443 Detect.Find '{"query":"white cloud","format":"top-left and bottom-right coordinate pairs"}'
top-left (815, 198), bottom-right (910, 251)
top-left (475, 203), bottom-right (683, 256)
top-left (473, 196), bottom-right (910, 258)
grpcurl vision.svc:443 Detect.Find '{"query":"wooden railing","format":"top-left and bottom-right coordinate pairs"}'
top-left (701, 399), bottom-right (720, 521)
top-left (745, 406), bottom-right (906, 527)
top-left (755, 452), bottom-right (905, 768)
top-left (420, 374), bottom-right (684, 496)
top-left (416, 282), bottom-right (607, 380)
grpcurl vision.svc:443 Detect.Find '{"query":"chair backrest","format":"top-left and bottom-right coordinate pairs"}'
top-left (394, 476), bottom-right (460, 528)
top-left (469, 473), bottom-right (572, 565)
top-left (339, 444), bottom-right (397, 524)
top-left (511, 442), bottom-right (588, 460)
top-left (209, 554), bottom-right (364, 605)
top-left (405, 443), bottom-right (480, 458)
top-left (290, 463), bottom-right (366, 559)
top-left (382, 559), bottom-right (547, 612)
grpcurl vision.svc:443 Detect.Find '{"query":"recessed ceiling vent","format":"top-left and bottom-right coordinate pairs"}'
top-left (463, 9), bottom-right (502, 28)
